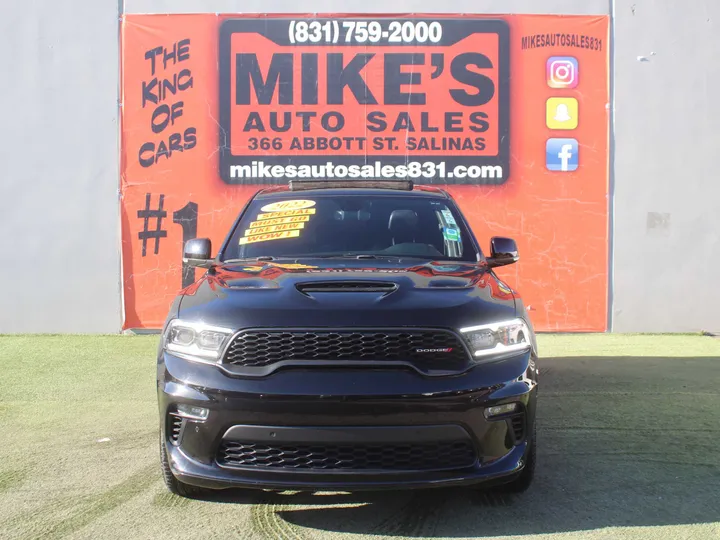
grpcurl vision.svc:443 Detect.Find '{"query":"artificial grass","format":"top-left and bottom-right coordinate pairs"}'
top-left (0, 334), bottom-right (718, 540)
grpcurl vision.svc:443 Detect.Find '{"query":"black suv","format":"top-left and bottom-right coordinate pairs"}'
top-left (158, 180), bottom-right (538, 497)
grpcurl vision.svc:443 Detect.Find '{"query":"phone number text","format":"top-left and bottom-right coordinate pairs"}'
top-left (288, 20), bottom-right (443, 45)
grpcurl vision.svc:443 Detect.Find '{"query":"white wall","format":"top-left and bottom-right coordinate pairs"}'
top-left (0, 0), bottom-right (121, 332)
top-left (125, 0), bottom-right (608, 15)
top-left (612, 0), bottom-right (720, 332)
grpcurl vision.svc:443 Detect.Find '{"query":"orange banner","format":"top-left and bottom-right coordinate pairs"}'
top-left (121, 14), bottom-right (609, 331)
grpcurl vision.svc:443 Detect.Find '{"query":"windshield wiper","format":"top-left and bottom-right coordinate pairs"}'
top-left (340, 253), bottom-right (439, 261)
top-left (283, 254), bottom-right (382, 260)
top-left (221, 256), bottom-right (279, 264)
top-left (222, 254), bottom-right (464, 263)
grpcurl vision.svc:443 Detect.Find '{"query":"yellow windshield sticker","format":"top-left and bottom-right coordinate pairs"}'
top-left (245, 222), bottom-right (305, 236)
top-left (261, 200), bottom-right (316, 213)
top-left (257, 208), bottom-right (316, 220)
top-left (239, 230), bottom-right (300, 245)
top-left (269, 263), bottom-right (316, 269)
top-left (249, 215), bottom-right (309, 228)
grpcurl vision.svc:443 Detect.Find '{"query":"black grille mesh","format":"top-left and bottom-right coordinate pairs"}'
top-left (218, 440), bottom-right (477, 471)
top-left (222, 330), bottom-right (469, 370)
top-left (510, 414), bottom-right (525, 443)
top-left (169, 414), bottom-right (183, 445)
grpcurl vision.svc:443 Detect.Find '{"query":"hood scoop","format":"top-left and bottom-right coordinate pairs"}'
top-left (296, 281), bottom-right (398, 294)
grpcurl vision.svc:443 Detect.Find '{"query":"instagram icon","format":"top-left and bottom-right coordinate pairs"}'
top-left (547, 57), bottom-right (579, 88)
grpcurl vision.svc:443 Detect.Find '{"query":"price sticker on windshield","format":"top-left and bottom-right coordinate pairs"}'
top-left (260, 200), bottom-right (316, 212)
top-left (257, 208), bottom-right (316, 220)
top-left (249, 215), bottom-right (310, 228)
top-left (245, 223), bottom-right (305, 236)
top-left (239, 230), bottom-right (301, 244)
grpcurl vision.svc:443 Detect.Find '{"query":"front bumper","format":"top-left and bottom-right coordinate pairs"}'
top-left (158, 350), bottom-right (538, 491)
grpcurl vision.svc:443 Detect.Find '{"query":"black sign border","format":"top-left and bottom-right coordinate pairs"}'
top-left (219, 17), bottom-right (509, 185)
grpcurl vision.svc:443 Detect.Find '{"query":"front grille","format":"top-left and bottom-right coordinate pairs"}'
top-left (218, 440), bottom-right (477, 471)
top-left (222, 329), bottom-right (469, 371)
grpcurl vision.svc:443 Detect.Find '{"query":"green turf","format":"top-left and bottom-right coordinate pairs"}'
top-left (0, 334), bottom-right (718, 540)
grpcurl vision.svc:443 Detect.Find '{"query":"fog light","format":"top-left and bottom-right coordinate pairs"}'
top-left (484, 403), bottom-right (519, 418)
top-left (176, 404), bottom-right (209, 421)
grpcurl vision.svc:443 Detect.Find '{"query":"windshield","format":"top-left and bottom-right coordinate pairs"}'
top-left (221, 194), bottom-right (480, 262)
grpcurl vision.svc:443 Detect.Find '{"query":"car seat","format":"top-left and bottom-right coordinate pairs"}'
top-left (388, 209), bottom-right (419, 245)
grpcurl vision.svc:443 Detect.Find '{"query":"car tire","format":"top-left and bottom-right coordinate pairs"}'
top-left (495, 421), bottom-right (536, 494)
top-left (159, 435), bottom-right (205, 498)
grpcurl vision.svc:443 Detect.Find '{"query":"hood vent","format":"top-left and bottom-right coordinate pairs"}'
top-left (296, 281), bottom-right (398, 294)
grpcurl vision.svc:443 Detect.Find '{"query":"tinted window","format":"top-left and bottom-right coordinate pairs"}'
top-left (222, 194), bottom-right (479, 262)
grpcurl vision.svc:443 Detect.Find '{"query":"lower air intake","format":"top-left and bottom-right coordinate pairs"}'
top-left (509, 414), bottom-right (526, 444)
top-left (169, 414), bottom-right (184, 445)
top-left (218, 440), bottom-right (477, 471)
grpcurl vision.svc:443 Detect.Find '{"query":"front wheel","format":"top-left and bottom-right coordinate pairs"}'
top-left (159, 435), bottom-right (205, 498)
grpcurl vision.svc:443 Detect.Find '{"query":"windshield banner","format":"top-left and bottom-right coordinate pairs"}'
top-left (121, 14), bottom-right (609, 330)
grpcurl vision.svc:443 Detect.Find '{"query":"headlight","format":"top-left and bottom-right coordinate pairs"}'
top-left (163, 320), bottom-right (234, 363)
top-left (459, 318), bottom-right (532, 361)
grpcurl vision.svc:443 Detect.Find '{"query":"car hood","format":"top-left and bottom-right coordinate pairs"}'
top-left (177, 259), bottom-right (518, 330)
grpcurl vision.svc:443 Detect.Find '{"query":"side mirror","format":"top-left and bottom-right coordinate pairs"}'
top-left (487, 237), bottom-right (519, 268)
top-left (183, 238), bottom-right (214, 268)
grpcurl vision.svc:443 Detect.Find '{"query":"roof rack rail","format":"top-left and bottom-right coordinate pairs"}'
top-left (288, 180), bottom-right (414, 191)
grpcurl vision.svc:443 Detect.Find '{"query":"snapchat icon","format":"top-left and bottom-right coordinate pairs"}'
top-left (546, 97), bottom-right (578, 130)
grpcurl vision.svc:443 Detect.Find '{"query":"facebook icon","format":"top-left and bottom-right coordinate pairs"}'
top-left (546, 138), bottom-right (579, 172)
